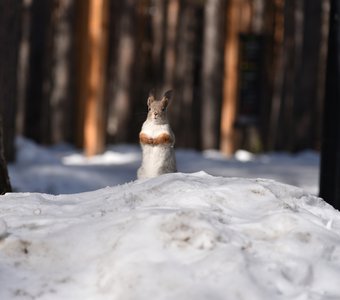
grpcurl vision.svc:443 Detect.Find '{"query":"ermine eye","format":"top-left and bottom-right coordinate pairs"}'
top-left (148, 108), bottom-right (151, 111)
top-left (162, 107), bottom-right (166, 112)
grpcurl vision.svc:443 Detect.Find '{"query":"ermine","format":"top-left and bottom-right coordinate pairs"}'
top-left (137, 90), bottom-right (177, 179)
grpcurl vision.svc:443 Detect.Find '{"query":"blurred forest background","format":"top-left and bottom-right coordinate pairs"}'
top-left (0, 0), bottom-right (331, 162)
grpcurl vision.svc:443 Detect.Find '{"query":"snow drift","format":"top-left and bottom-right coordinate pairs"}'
top-left (1, 172), bottom-right (340, 300)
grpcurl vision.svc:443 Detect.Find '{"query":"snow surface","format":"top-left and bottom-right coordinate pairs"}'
top-left (2, 139), bottom-right (338, 299)
top-left (1, 172), bottom-right (340, 300)
top-left (8, 137), bottom-right (320, 195)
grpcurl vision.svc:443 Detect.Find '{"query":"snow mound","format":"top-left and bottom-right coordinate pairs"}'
top-left (1, 172), bottom-right (339, 300)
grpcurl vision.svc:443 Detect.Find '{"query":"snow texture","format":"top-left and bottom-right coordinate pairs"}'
top-left (0, 172), bottom-right (340, 300)
top-left (3, 137), bottom-right (329, 299)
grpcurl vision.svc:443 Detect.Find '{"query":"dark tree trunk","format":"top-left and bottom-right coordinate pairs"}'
top-left (251, 0), bottom-right (266, 33)
top-left (0, 116), bottom-right (12, 194)
top-left (170, 1), bottom-right (201, 148)
top-left (269, 0), bottom-right (326, 151)
top-left (151, 0), bottom-right (166, 87)
top-left (319, 0), bottom-right (340, 209)
top-left (293, 0), bottom-right (323, 151)
top-left (0, 0), bottom-right (22, 162)
top-left (42, 0), bottom-right (76, 144)
top-left (130, 0), bottom-right (153, 143)
top-left (24, 0), bottom-right (52, 143)
top-left (163, 0), bottom-right (180, 89)
top-left (315, 0), bottom-right (331, 150)
top-left (106, 0), bottom-right (137, 143)
top-left (267, 0), bottom-right (285, 151)
top-left (276, 0), bottom-right (303, 151)
top-left (16, 0), bottom-right (32, 136)
top-left (201, 0), bottom-right (225, 150)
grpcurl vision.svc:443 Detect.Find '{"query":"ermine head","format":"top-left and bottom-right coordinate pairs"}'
top-left (147, 90), bottom-right (172, 124)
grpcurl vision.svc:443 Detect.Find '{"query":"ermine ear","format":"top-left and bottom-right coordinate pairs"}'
top-left (163, 90), bottom-right (173, 101)
top-left (161, 90), bottom-right (172, 109)
top-left (147, 90), bottom-right (155, 106)
top-left (161, 98), bottom-right (168, 110)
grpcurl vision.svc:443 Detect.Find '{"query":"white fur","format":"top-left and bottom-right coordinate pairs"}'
top-left (141, 121), bottom-right (169, 137)
top-left (137, 120), bottom-right (177, 179)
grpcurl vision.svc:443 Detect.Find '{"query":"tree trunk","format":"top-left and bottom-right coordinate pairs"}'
top-left (0, 116), bottom-right (12, 194)
top-left (201, 0), bottom-right (225, 150)
top-left (129, 0), bottom-right (153, 143)
top-left (293, 0), bottom-right (323, 151)
top-left (0, 0), bottom-right (22, 162)
top-left (106, 0), bottom-right (137, 144)
top-left (163, 0), bottom-right (180, 89)
top-left (319, 0), bottom-right (340, 209)
top-left (42, 0), bottom-right (76, 144)
top-left (170, 1), bottom-right (200, 148)
top-left (16, 0), bottom-right (32, 136)
top-left (151, 0), bottom-right (166, 87)
top-left (267, 0), bottom-right (285, 150)
top-left (220, 0), bottom-right (252, 154)
top-left (24, 0), bottom-right (52, 143)
top-left (315, 0), bottom-right (331, 150)
top-left (75, 0), bottom-right (109, 156)
top-left (279, 0), bottom-right (303, 151)
top-left (252, 0), bottom-right (266, 33)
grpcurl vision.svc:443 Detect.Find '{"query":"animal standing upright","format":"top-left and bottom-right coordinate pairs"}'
top-left (137, 90), bottom-right (177, 179)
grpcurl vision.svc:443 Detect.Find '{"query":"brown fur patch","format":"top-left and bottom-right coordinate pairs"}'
top-left (139, 133), bottom-right (154, 145)
top-left (153, 133), bottom-right (172, 145)
top-left (139, 132), bottom-right (172, 146)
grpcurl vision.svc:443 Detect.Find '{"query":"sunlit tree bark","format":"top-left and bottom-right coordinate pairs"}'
top-left (221, 0), bottom-right (252, 154)
top-left (75, 0), bottom-right (109, 156)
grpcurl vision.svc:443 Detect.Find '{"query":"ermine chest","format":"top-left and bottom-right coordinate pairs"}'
top-left (140, 132), bottom-right (172, 146)
top-left (140, 123), bottom-right (173, 146)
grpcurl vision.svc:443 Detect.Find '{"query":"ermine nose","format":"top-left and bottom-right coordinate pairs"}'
top-left (154, 112), bottom-right (158, 117)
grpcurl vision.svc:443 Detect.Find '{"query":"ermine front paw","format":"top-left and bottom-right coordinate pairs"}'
top-left (153, 133), bottom-right (172, 145)
top-left (139, 132), bottom-right (154, 145)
